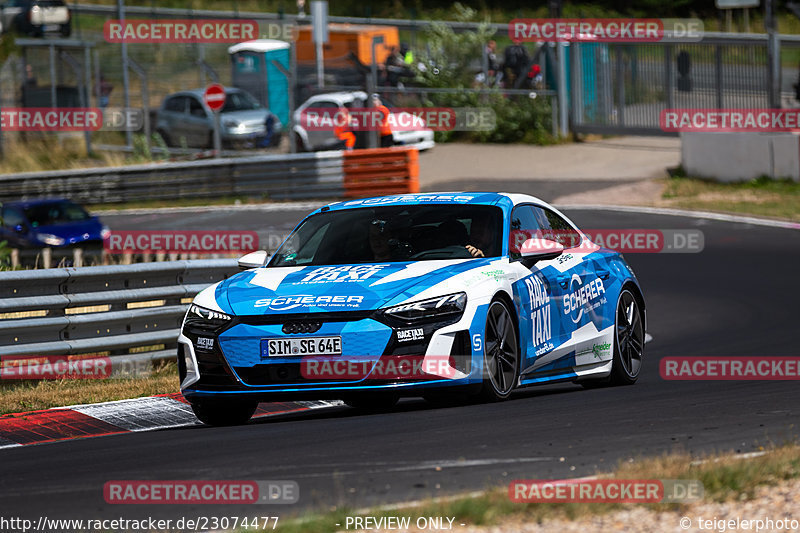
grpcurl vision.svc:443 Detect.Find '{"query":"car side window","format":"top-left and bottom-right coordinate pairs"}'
top-left (1, 207), bottom-right (25, 228)
top-left (164, 96), bottom-right (185, 113)
top-left (509, 205), bottom-right (543, 258)
top-left (188, 97), bottom-right (207, 118)
top-left (531, 206), bottom-right (583, 249)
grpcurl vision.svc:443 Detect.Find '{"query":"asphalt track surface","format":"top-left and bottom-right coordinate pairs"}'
top-left (2, 207), bottom-right (798, 524)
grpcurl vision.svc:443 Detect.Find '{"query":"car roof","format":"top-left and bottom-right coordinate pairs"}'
top-left (318, 192), bottom-right (548, 211)
top-left (165, 87), bottom-right (243, 99)
top-left (312, 192), bottom-right (581, 233)
top-left (2, 198), bottom-right (72, 209)
top-left (304, 91), bottom-right (368, 104)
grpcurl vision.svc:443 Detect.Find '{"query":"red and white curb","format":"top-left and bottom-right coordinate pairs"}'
top-left (0, 393), bottom-right (342, 450)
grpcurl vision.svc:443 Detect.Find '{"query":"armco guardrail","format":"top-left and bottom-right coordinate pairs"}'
top-left (0, 147), bottom-right (419, 205)
top-left (0, 260), bottom-right (238, 361)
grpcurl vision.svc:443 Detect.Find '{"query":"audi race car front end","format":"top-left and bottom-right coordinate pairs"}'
top-left (177, 259), bottom-right (505, 408)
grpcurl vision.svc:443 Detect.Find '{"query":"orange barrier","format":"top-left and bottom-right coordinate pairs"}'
top-left (342, 146), bottom-right (419, 198)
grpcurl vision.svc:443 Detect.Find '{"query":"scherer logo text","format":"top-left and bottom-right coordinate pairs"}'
top-left (254, 295), bottom-right (364, 311)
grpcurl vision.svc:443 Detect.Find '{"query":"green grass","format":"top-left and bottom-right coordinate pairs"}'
top-left (662, 175), bottom-right (800, 221)
top-left (0, 361), bottom-right (179, 415)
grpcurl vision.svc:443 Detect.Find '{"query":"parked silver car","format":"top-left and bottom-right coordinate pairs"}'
top-left (293, 91), bottom-right (434, 152)
top-left (156, 87), bottom-right (282, 150)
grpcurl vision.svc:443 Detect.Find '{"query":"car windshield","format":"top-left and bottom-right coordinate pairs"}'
top-left (23, 201), bottom-right (90, 227)
top-left (269, 204), bottom-right (504, 267)
top-left (222, 91), bottom-right (261, 112)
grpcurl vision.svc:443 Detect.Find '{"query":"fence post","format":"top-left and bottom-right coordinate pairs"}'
top-left (557, 42), bottom-right (569, 137)
top-left (118, 0), bottom-right (133, 150)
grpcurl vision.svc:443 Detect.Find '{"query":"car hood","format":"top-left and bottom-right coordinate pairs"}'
top-left (217, 259), bottom-right (494, 316)
top-left (221, 109), bottom-right (271, 124)
top-left (32, 218), bottom-right (103, 244)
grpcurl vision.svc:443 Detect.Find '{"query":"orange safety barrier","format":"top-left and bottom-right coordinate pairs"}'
top-left (342, 146), bottom-right (419, 198)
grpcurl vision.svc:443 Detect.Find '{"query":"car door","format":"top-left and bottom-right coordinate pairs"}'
top-left (531, 205), bottom-right (613, 367)
top-left (186, 96), bottom-right (212, 147)
top-left (160, 95), bottom-right (188, 146)
top-left (509, 204), bottom-right (568, 378)
top-left (306, 99), bottom-right (341, 150)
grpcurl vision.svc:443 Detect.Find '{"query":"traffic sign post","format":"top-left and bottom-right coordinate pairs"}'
top-left (204, 84), bottom-right (226, 157)
top-left (311, 1), bottom-right (329, 88)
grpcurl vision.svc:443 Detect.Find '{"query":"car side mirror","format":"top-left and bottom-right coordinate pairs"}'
top-left (238, 250), bottom-right (269, 270)
top-left (519, 238), bottom-right (564, 268)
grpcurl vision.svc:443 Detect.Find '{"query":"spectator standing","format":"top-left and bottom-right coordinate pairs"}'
top-left (503, 39), bottom-right (530, 87)
top-left (334, 108), bottom-right (356, 150)
top-left (371, 94), bottom-right (394, 148)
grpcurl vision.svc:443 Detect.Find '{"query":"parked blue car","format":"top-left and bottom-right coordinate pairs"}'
top-left (0, 198), bottom-right (108, 249)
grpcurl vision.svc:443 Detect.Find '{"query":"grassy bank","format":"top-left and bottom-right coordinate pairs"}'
top-left (0, 361), bottom-right (179, 414)
top-left (662, 175), bottom-right (800, 222)
top-left (269, 445), bottom-right (799, 533)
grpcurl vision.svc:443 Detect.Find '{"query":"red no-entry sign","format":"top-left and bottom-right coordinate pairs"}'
top-left (204, 84), bottom-right (226, 112)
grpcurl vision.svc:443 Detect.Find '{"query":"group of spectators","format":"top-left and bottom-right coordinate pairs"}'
top-left (378, 40), bottom-right (544, 91)
top-left (482, 39), bottom-right (543, 89)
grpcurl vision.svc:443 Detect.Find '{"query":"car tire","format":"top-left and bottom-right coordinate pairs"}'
top-left (155, 129), bottom-right (172, 147)
top-left (293, 133), bottom-right (307, 152)
top-left (581, 288), bottom-right (644, 388)
top-left (189, 398), bottom-right (258, 426)
top-left (343, 394), bottom-right (399, 411)
top-left (609, 288), bottom-right (644, 385)
top-left (479, 297), bottom-right (520, 402)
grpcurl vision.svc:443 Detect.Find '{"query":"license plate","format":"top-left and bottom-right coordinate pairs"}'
top-left (261, 336), bottom-right (342, 357)
top-left (44, 25), bottom-right (59, 31)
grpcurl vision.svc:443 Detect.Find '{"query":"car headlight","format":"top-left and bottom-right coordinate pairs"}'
top-left (223, 119), bottom-right (241, 130)
top-left (384, 292), bottom-right (466, 322)
top-left (37, 233), bottom-right (65, 246)
top-left (101, 225), bottom-right (111, 240)
top-left (184, 304), bottom-right (233, 333)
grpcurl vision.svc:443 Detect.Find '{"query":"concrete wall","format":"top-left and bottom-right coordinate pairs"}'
top-left (681, 132), bottom-right (800, 182)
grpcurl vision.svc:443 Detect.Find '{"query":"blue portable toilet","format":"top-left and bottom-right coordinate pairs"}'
top-left (228, 39), bottom-right (290, 126)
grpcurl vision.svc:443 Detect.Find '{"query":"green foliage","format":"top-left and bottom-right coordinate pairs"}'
top-left (414, 3), bottom-right (494, 89)
top-left (130, 133), bottom-right (170, 163)
top-left (0, 240), bottom-right (11, 271)
top-left (415, 3), bottom-right (556, 144)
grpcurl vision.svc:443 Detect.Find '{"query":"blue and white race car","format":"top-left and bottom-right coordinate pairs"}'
top-left (178, 193), bottom-right (646, 425)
